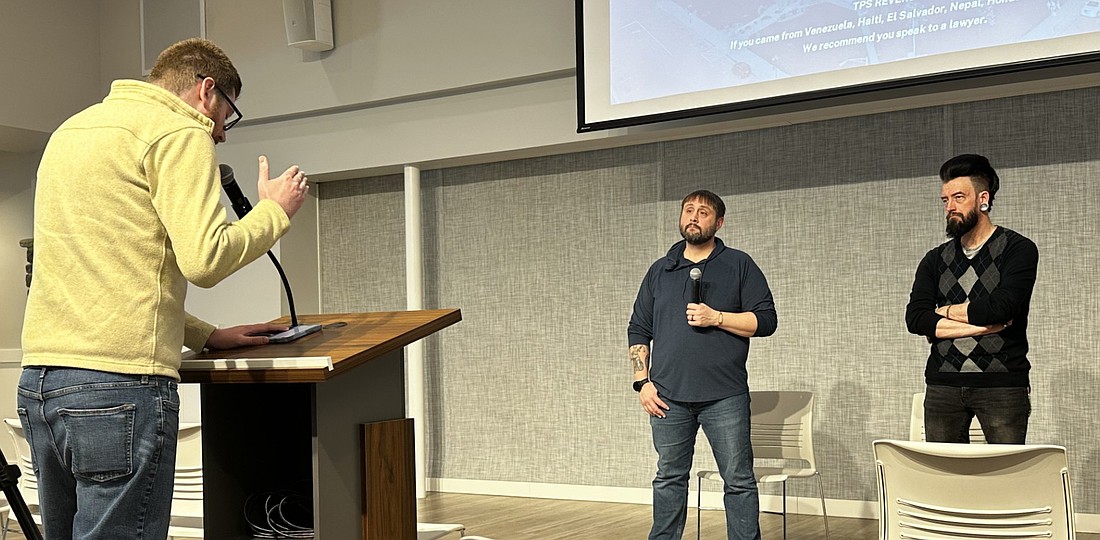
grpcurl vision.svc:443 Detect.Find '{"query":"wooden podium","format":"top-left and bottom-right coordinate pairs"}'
top-left (180, 309), bottom-right (461, 539)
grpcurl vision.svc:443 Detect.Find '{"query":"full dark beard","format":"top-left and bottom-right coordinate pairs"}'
top-left (945, 209), bottom-right (979, 238)
top-left (681, 223), bottom-right (717, 245)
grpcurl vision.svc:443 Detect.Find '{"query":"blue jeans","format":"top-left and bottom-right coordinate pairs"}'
top-left (17, 367), bottom-right (180, 540)
top-left (649, 393), bottom-right (759, 540)
top-left (924, 384), bottom-right (1030, 444)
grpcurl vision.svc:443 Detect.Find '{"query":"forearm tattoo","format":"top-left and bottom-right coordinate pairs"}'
top-left (630, 344), bottom-right (649, 373)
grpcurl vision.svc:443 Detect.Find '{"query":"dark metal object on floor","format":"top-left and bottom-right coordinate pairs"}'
top-left (0, 448), bottom-right (43, 540)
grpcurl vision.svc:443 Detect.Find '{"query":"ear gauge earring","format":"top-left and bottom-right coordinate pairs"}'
top-left (980, 202), bottom-right (990, 211)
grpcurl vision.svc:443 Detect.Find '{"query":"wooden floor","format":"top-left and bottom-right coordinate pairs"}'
top-left (5, 493), bottom-right (1097, 539)
top-left (417, 492), bottom-right (1100, 540)
top-left (417, 492), bottom-right (862, 539)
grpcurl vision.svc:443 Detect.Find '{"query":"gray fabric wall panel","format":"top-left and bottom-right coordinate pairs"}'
top-left (949, 88), bottom-right (1100, 167)
top-left (317, 87), bottom-right (1100, 511)
top-left (319, 173), bottom-right (409, 313)
top-left (660, 105), bottom-right (945, 198)
top-left (430, 149), bottom-right (664, 486)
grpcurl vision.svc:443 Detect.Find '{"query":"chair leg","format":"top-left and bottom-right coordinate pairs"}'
top-left (696, 475), bottom-right (702, 540)
top-left (781, 481), bottom-right (788, 540)
top-left (816, 472), bottom-right (830, 540)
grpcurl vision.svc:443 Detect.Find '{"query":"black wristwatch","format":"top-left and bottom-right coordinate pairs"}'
top-left (633, 378), bottom-right (651, 392)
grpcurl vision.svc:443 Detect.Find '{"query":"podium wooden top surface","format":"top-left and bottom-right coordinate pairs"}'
top-left (180, 309), bottom-right (461, 384)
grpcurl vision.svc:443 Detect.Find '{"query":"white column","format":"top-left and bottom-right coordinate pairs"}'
top-left (403, 165), bottom-right (427, 498)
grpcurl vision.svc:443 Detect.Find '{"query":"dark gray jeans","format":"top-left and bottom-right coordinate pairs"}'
top-left (924, 384), bottom-right (1030, 444)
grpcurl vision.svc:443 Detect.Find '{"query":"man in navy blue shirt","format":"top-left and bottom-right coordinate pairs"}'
top-left (629, 190), bottom-right (777, 540)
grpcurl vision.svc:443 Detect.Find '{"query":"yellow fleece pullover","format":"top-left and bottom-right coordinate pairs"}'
top-left (22, 80), bottom-right (290, 380)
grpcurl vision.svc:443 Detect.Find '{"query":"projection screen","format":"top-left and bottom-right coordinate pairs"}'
top-left (577, 0), bottom-right (1100, 131)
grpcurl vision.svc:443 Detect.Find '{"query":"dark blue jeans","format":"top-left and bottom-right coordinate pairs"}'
top-left (649, 393), bottom-right (759, 540)
top-left (17, 367), bottom-right (180, 540)
top-left (924, 384), bottom-right (1030, 444)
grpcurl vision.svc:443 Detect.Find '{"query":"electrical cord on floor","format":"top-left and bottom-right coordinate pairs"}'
top-left (244, 490), bottom-right (314, 539)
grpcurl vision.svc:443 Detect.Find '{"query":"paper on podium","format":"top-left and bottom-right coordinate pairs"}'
top-left (180, 353), bottom-right (333, 371)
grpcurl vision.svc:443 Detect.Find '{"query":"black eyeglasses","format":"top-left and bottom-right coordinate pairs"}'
top-left (196, 74), bottom-right (242, 130)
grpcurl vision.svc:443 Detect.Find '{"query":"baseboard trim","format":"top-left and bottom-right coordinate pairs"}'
top-left (427, 477), bottom-right (1100, 532)
top-left (0, 349), bottom-right (21, 367)
top-left (1080, 514), bottom-right (1100, 533)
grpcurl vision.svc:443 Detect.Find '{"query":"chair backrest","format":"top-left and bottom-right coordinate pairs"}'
top-left (749, 391), bottom-right (815, 471)
top-left (172, 423), bottom-right (204, 519)
top-left (873, 440), bottom-right (1075, 540)
top-left (909, 392), bottom-right (986, 443)
top-left (3, 418), bottom-right (38, 506)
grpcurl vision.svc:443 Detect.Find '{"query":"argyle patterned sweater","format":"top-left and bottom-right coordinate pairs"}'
top-left (905, 227), bottom-right (1038, 387)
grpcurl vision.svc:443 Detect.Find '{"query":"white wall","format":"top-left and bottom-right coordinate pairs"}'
top-left (0, 0), bottom-right (106, 354)
top-left (205, 0), bottom-right (574, 120)
top-left (99, 0), bottom-right (143, 91)
top-left (0, 152), bottom-right (37, 349)
top-left (202, 0), bottom-right (597, 180)
top-left (0, 1), bottom-right (102, 138)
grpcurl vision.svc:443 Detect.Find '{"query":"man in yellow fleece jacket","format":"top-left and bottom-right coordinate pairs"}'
top-left (18, 38), bottom-right (308, 539)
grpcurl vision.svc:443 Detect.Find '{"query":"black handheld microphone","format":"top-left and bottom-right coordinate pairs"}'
top-left (219, 164), bottom-right (253, 218)
top-left (689, 267), bottom-right (702, 304)
top-left (218, 164), bottom-right (321, 343)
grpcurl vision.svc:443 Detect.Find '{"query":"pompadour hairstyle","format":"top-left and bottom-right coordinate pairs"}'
top-left (939, 154), bottom-right (1000, 208)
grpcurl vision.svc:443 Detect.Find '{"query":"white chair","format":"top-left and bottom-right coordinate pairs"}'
top-left (417, 522), bottom-right (466, 540)
top-left (2, 419), bottom-right (40, 527)
top-left (168, 423), bottom-right (204, 539)
top-left (910, 392), bottom-right (986, 443)
top-left (873, 440), bottom-right (1075, 540)
top-left (695, 391), bottom-right (829, 540)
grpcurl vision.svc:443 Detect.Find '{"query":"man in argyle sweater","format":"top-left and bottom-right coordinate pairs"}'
top-left (905, 154), bottom-right (1038, 444)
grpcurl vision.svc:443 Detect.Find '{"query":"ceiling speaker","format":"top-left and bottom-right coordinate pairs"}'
top-left (282, 0), bottom-right (333, 52)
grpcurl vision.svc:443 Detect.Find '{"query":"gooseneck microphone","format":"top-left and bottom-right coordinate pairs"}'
top-left (689, 267), bottom-right (702, 304)
top-left (219, 164), bottom-right (321, 343)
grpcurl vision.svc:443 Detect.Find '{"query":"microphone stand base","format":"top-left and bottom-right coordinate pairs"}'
top-left (268, 324), bottom-right (323, 344)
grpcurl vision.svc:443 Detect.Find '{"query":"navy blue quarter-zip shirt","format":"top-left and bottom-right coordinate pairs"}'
top-left (628, 238), bottom-right (777, 402)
